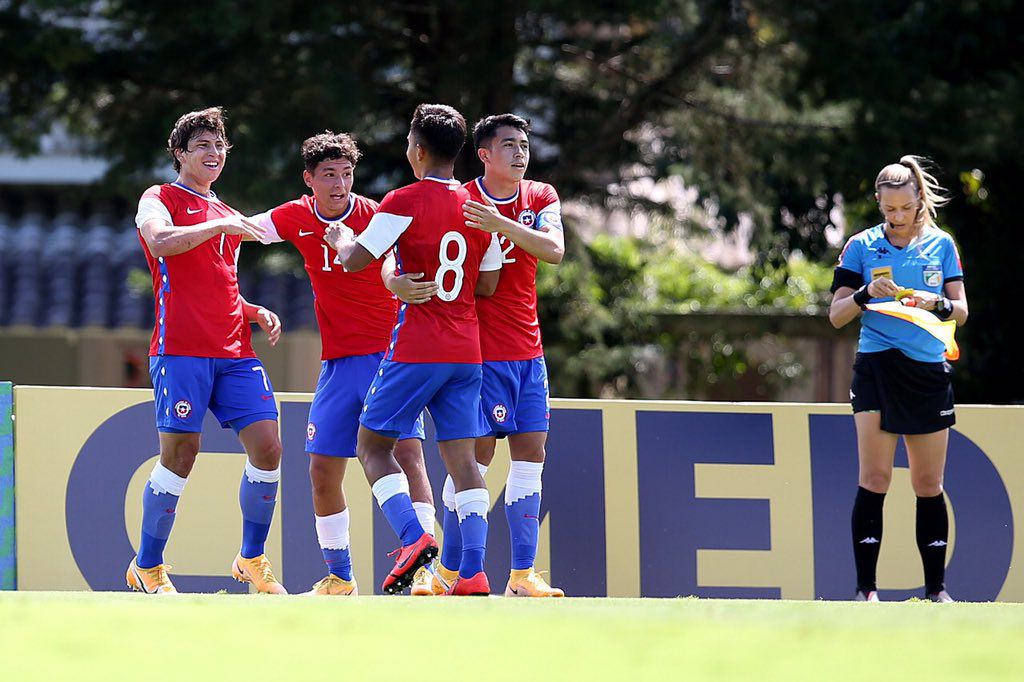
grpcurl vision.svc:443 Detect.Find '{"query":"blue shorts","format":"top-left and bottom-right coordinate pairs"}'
top-left (361, 360), bottom-right (487, 442)
top-left (149, 356), bottom-right (279, 434)
top-left (307, 353), bottom-right (425, 458)
top-left (480, 357), bottom-right (550, 436)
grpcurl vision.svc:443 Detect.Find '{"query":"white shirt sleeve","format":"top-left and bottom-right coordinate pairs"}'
top-left (536, 201), bottom-right (562, 231)
top-left (356, 212), bottom-right (413, 259)
top-left (135, 197), bottom-right (173, 230)
top-left (249, 211), bottom-right (283, 245)
top-left (480, 232), bottom-right (504, 272)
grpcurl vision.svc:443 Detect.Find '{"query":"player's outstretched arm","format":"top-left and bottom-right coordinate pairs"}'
top-left (141, 216), bottom-right (266, 257)
top-left (241, 297), bottom-right (282, 346)
top-left (463, 199), bottom-right (565, 264)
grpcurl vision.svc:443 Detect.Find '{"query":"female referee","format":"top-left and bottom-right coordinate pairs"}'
top-left (829, 155), bottom-right (968, 603)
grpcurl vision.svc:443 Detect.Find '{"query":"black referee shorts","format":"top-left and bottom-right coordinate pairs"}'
top-left (850, 349), bottom-right (955, 435)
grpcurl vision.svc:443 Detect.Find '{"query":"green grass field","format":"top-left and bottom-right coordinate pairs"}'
top-left (2, 593), bottom-right (1023, 681)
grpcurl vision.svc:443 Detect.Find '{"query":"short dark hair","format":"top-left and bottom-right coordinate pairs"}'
top-left (301, 131), bottom-right (361, 172)
top-left (473, 113), bottom-right (530, 151)
top-left (410, 104), bottom-right (466, 162)
top-left (167, 107), bottom-right (231, 172)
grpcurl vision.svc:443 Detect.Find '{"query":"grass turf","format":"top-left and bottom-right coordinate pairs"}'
top-left (2, 593), bottom-right (1023, 681)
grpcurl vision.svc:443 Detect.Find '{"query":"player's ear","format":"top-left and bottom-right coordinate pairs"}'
top-left (477, 146), bottom-right (489, 165)
top-left (302, 170), bottom-right (314, 189)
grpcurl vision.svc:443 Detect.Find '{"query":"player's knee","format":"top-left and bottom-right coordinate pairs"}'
top-left (250, 435), bottom-right (283, 469)
top-left (859, 470), bottom-right (891, 493)
top-left (309, 466), bottom-right (339, 498)
top-left (163, 440), bottom-right (200, 474)
top-left (911, 473), bottom-right (944, 498)
top-left (512, 447), bottom-right (545, 463)
top-left (448, 458), bottom-right (483, 488)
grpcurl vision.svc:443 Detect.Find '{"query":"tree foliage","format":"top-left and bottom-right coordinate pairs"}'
top-left (1, 0), bottom-right (1020, 400)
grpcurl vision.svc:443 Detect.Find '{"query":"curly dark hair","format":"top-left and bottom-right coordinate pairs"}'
top-left (166, 107), bottom-right (231, 172)
top-left (410, 103), bottom-right (466, 162)
top-left (472, 113), bottom-right (530, 151)
top-left (300, 131), bottom-right (362, 172)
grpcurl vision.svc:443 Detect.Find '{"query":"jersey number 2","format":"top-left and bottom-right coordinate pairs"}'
top-left (435, 231), bottom-right (467, 302)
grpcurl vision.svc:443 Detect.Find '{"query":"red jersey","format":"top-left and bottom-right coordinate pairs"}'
top-left (466, 177), bottom-right (561, 361)
top-left (254, 193), bottom-right (397, 360)
top-left (135, 182), bottom-right (254, 358)
top-left (356, 177), bottom-right (503, 364)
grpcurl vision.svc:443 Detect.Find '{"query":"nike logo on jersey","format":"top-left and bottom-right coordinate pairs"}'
top-left (299, 230), bottom-right (315, 237)
top-left (186, 208), bottom-right (202, 215)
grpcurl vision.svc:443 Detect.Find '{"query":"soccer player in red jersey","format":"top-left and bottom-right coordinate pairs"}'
top-left (249, 131), bottom-right (439, 595)
top-left (433, 114), bottom-right (566, 597)
top-left (326, 104), bottom-right (502, 595)
top-left (128, 107), bottom-right (287, 595)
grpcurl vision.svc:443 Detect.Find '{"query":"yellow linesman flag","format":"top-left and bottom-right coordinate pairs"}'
top-left (866, 301), bottom-right (960, 361)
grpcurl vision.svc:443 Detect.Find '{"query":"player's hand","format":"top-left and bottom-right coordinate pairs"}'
top-left (463, 200), bottom-right (505, 233)
top-left (214, 216), bottom-right (266, 241)
top-left (388, 272), bottom-right (438, 304)
top-left (866, 276), bottom-right (900, 299)
top-left (256, 307), bottom-right (282, 346)
top-left (909, 290), bottom-right (942, 310)
top-left (323, 224), bottom-right (355, 252)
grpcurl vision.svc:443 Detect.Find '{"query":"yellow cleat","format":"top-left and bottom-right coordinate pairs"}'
top-left (305, 574), bottom-right (358, 596)
top-left (410, 566), bottom-right (436, 596)
top-left (430, 563), bottom-right (459, 596)
top-left (126, 558), bottom-right (177, 594)
top-left (231, 553), bottom-right (288, 594)
top-left (504, 568), bottom-right (564, 598)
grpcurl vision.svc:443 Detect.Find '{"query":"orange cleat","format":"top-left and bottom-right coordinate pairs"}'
top-left (382, 533), bottom-right (438, 595)
top-left (410, 566), bottom-right (436, 596)
top-left (444, 571), bottom-right (490, 596)
top-left (231, 553), bottom-right (288, 594)
top-left (305, 574), bottom-right (358, 596)
top-left (126, 558), bottom-right (177, 594)
top-left (504, 568), bottom-right (564, 598)
top-left (430, 563), bottom-right (459, 595)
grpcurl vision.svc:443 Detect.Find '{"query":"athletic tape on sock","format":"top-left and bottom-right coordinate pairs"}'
top-left (245, 461), bottom-right (281, 484)
top-left (371, 472), bottom-right (410, 507)
top-left (315, 509), bottom-right (350, 550)
top-left (149, 462), bottom-right (187, 496)
top-left (455, 488), bottom-right (490, 522)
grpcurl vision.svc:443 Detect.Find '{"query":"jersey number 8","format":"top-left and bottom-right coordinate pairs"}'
top-left (435, 231), bottom-right (467, 302)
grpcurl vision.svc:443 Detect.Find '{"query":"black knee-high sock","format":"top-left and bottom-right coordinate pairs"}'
top-left (916, 493), bottom-right (949, 594)
top-left (852, 486), bottom-right (886, 592)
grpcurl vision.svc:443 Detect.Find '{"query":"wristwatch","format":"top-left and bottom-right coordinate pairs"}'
top-left (934, 297), bottom-right (953, 320)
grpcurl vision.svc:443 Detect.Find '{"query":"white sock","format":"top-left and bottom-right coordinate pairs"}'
top-left (505, 460), bottom-right (543, 505)
top-left (149, 462), bottom-right (187, 496)
top-left (314, 509), bottom-right (350, 550)
top-left (455, 488), bottom-right (490, 522)
top-left (245, 461), bottom-right (281, 484)
top-left (442, 475), bottom-right (457, 513)
top-left (371, 472), bottom-right (409, 507)
top-left (443, 464), bottom-right (489, 512)
top-left (412, 502), bottom-right (436, 536)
